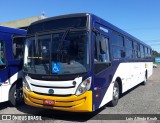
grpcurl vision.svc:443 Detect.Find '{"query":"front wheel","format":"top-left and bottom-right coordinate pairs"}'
top-left (109, 81), bottom-right (119, 107)
top-left (9, 83), bottom-right (24, 106)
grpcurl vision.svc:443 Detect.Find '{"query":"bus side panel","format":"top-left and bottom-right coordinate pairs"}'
top-left (1, 32), bottom-right (23, 84)
top-left (147, 62), bottom-right (153, 78)
top-left (0, 32), bottom-right (10, 84)
top-left (1, 84), bottom-right (11, 102)
top-left (96, 61), bottom-right (153, 109)
top-left (0, 85), bottom-right (1, 102)
top-left (95, 61), bottom-right (128, 109)
top-left (0, 31), bottom-right (24, 103)
top-left (8, 62), bottom-right (23, 85)
top-left (6, 32), bottom-right (23, 83)
top-left (130, 62), bottom-right (153, 89)
top-left (130, 63), bottom-right (141, 88)
top-left (0, 32), bottom-right (10, 102)
top-left (93, 62), bottom-right (119, 110)
top-left (96, 62), bottom-right (133, 109)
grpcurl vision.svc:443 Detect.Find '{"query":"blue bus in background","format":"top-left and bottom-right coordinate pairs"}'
top-left (23, 13), bottom-right (153, 112)
top-left (0, 26), bottom-right (26, 106)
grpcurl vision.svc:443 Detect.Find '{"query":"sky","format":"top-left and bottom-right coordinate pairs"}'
top-left (0, 0), bottom-right (160, 52)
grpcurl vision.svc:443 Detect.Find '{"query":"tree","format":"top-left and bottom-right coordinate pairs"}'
top-left (152, 50), bottom-right (160, 58)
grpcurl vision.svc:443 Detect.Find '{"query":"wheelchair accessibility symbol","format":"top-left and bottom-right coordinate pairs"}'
top-left (52, 62), bottom-right (61, 74)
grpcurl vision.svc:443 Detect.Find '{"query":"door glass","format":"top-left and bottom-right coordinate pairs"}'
top-left (94, 35), bottom-right (110, 63)
top-left (94, 34), bottom-right (110, 74)
top-left (13, 36), bottom-right (25, 60)
top-left (0, 41), bottom-right (6, 69)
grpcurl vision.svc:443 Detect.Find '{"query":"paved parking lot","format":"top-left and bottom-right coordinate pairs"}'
top-left (0, 68), bottom-right (160, 123)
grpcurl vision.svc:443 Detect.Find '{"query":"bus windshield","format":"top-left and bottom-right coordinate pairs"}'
top-left (24, 30), bottom-right (89, 75)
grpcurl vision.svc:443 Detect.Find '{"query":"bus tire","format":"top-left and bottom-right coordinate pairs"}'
top-left (9, 83), bottom-right (23, 107)
top-left (109, 81), bottom-right (119, 107)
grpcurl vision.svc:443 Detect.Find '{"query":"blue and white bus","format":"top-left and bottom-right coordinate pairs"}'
top-left (23, 13), bottom-right (153, 112)
top-left (0, 26), bottom-right (26, 106)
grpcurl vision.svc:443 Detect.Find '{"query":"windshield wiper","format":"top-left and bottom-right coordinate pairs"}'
top-left (57, 29), bottom-right (70, 62)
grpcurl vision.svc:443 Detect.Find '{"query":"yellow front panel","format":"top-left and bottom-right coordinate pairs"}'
top-left (23, 87), bottom-right (93, 112)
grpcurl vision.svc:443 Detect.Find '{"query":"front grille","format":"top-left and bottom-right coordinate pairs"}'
top-left (31, 83), bottom-right (75, 89)
top-left (33, 91), bottom-right (72, 97)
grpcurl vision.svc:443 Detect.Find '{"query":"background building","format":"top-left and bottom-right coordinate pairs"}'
top-left (0, 15), bottom-right (46, 30)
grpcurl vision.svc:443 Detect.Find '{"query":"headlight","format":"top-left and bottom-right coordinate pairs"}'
top-left (76, 77), bottom-right (92, 96)
top-left (23, 78), bottom-right (31, 91)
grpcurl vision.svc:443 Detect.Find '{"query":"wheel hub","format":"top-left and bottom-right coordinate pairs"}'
top-left (113, 87), bottom-right (119, 100)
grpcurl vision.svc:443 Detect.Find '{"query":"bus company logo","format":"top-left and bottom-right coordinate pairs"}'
top-left (48, 89), bottom-right (54, 94)
top-left (2, 115), bottom-right (11, 120)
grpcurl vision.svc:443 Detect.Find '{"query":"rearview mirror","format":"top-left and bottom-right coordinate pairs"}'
top-left (100, 37), bottom-right (107, 54)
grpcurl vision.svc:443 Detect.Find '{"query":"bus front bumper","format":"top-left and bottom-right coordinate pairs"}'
top-left (23, 87), bottom-right (93, 112)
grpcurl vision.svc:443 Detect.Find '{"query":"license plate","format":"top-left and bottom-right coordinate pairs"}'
top-left (43, 99), bottom-right (55, 106)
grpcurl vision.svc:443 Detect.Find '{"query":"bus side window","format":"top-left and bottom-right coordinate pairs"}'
top-left (0, 41), bottom-right (6, 68)
top-left (13, 36), bottom-right (25, 60)
top-left (112, 34), bottom-right (125, 59)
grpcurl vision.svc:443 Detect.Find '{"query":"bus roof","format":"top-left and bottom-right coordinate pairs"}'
top-left (29, 13), bottom-right (151, 49)
top-left (90, 14), bottom-right (151, 49)
top-left (29, 13), bottom-right (89, 26)
top-left (0, 26), bottom-right (26, 35)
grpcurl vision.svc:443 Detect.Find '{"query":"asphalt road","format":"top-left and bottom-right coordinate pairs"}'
top-left (0, 68), bottom-right (160, 123)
